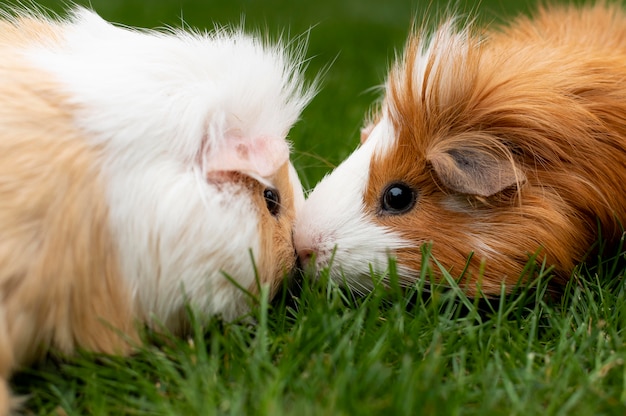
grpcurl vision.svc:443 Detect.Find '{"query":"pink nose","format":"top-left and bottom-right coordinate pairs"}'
top-left (297, 248), bottom-right (314, 269)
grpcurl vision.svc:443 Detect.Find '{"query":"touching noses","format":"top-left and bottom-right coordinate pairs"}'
top-left (293, 223), bottom-right (317, 271)
top-left (296, 247), bottom-right (314, 269)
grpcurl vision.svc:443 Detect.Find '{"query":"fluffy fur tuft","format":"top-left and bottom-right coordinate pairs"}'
top-left (295, 3), bottom-right (626, 296)
top-left (0, 7), bottom-right (312, 412)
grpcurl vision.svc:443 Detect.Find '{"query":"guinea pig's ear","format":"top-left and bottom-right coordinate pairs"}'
top-left (427, 145), bottom-right (526, 197)
top-left (204, 134), bottom-right (290, 178)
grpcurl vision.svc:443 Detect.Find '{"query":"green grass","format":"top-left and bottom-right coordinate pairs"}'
top-left (14, 248), bottom-right (626, 415)
top-left (7, 0), bottom-right (626, 414)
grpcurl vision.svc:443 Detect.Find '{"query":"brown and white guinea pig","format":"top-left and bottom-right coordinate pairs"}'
top-left (295, 3), bottom-right (626, 297)
top-left (0, 6), bottom-right (313, 411)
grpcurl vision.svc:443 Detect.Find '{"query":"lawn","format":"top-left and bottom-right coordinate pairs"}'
top-left (8, 0), bottom-right (626, 414)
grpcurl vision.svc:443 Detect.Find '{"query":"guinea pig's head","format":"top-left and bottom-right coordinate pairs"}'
top-left (24, 8), bottom-right (313, 329)
top-left (295, 12), bottom-right (626, 296)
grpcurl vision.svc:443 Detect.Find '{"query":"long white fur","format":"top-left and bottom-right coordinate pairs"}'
top-left (23, 8), bottom-right (314, 327)
top-left (397, 21), bottom-right (474, 119)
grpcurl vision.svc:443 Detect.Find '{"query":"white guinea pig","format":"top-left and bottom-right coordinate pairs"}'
top-left (295, 3), bottom-right (626, 297)
top-left (0, 7), bottom-right (313, 412)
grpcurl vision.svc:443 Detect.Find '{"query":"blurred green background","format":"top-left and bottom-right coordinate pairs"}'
top-left (8, 0), bottom-right (542, 189)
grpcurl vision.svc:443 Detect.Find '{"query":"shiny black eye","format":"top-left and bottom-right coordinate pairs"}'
top-left (381, 182), bottom-right (416, 214)
top-left (263, 188), bottom-right (281, 217)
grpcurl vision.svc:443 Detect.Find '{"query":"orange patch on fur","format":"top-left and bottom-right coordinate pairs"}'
top-left (0, 19), bottom-right (137, 408)
top-left (204, 164), bottom-right (297, 300)
top-left (0, 14), bottom-right (64, 47)
top-left (253, 163), bottom-right (298, 297)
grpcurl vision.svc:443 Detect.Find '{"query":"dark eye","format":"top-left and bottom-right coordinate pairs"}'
top-left (263, 188), bottom-right (281, 217)
top-left (381, 182), bottom-right (416, 215)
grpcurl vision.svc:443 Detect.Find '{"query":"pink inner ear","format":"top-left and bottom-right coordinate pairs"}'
top-left (205, 134), bottom-right (289, 178)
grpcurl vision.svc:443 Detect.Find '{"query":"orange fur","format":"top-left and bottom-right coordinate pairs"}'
top-left (366, 3), bottom-right (626, 294)
top-left (0, 18), bottom-right (137, 413)
top-left (0, 15), bottom-right (62, 47)
top-left (255, 163), bottom-right (299, 296)
top-left (203, 165), bottom-right (299, 301)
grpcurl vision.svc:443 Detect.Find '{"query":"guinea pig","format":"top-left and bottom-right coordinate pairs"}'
top-left (0, 6), bottom-right (313, 412)
top-left (294, 3), bottom-right (626, 297)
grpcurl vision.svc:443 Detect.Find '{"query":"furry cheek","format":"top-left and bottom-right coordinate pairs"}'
top-left (106, 165), bottom-right (266, 327)
top-left (253, 162), bottom-right (303, 298)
